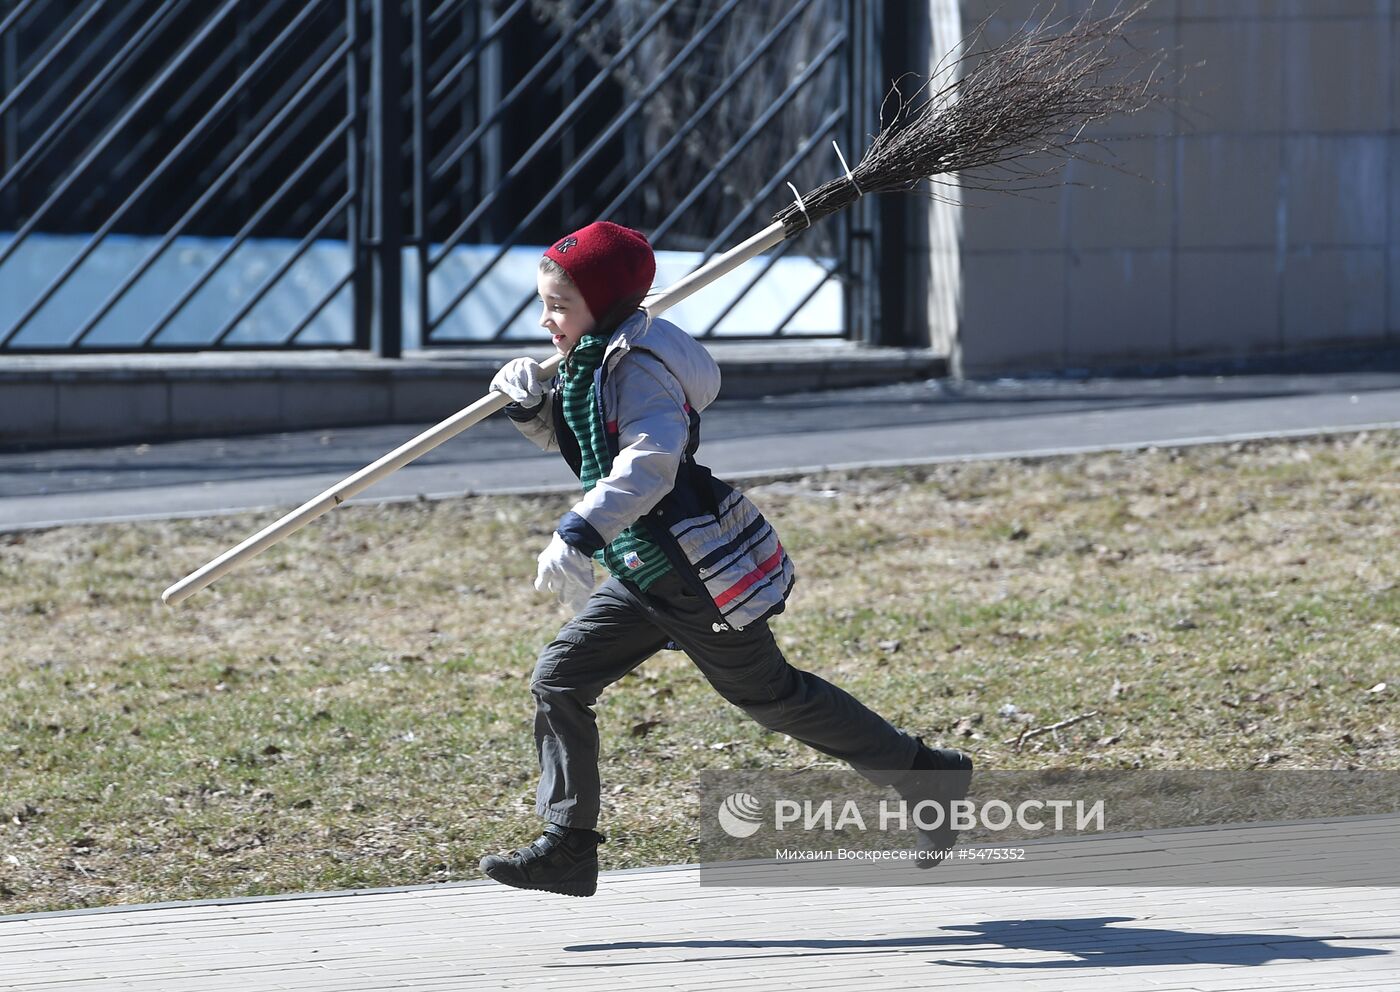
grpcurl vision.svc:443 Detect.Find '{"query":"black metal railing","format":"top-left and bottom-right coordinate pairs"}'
top-left (0, 0), bottom-right (886, 355)
top-left (411, 0), bottom-right (865, 348)
top-left (0, 0), bottom-right (363, 352)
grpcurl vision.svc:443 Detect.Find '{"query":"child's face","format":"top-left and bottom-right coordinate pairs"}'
top-left (537, 270), bottom-right (596, 354)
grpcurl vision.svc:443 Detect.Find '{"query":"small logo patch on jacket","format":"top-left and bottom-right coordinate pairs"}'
top-left (712, 621), bottom-right (730, 632)
top-left (623, 551), bottom-right (644, 570)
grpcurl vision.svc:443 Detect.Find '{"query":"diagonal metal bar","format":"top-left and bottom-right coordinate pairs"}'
top-left (0, 0), bottom-right (43, 41)
top-left (420, 134), bottom-right (641, 339)
top-left (427, 0), bottom-right (528, 102)
top-left (647, 30), bottom-right (845, 246)
top-left (285, 158), bottom-right (355, 235)
top-left (71, 125), bottom-right (163, 219)
top-left (423, 0), bottom-right (601, 122)
top-left (0, 0), bottom-right (187, 197)
top-left (440, 0), bottom-right (827, 341)
top-left (283, 268), bottom-right (356, 345)
top-left (454, 24), bottom-right (844, 342)
top-left (695, 105), bottom-right (845, 263)
top-left (15, 0), bottom-right (147, 130)
top-left (428, 0), bottom-right (682, 267)
top-left (138, 121), bottom-right (350, 347)
top-left (457, 146), bottom-right (642, 337)
top-left (427, 0), bottom-right (472, 31)
top-left (421, 8), bottom-right (479, 108)
top-left (423, 145), bottom-right (646, 340)
top-left (767, 256), bottom-right (842, 337)
top-left (571, 0), bottom-right (823, 260)
top-left (207, 192), bottom-right (355, 347)
top-left (87, 117), bottom-right (352, 349)
top-left (694, 116), bottom-right (846, 337)
top-left (478, 98), bottom-right (842, 345)
top-left (422, 0), bottom-right (501, 129)
top-left (173, 25), bottom-right (347, 210)
top-left (71, 2), bottom-right (322, 223)
top-left (0, 0), bottom-right (107, 119)
top-left (425, 1), bottom-right (608, 170)
top-left (427, 0), bottom-right (610, 184)
top-left (161, 0), bottom-right (300, 126)
top-left (699, 227), bottom-right (806, 338)
top-left (0, 0), bottom-right (245, 256)
top-left (425, 1), bottom-right (604, 139)
top-left (428, 0), bottom-right (743, 334)
top-left (2, 4), bottom-right (340, 348)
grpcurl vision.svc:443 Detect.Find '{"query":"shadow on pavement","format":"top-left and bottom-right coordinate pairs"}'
top-left (558, 916), bottom-right (1394, 969)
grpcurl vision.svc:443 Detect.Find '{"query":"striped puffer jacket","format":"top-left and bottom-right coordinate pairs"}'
top-left (506, 311), bottom-right (795, 630)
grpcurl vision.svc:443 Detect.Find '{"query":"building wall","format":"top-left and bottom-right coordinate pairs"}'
top-left (937, 0), bottom-right (1399, 376)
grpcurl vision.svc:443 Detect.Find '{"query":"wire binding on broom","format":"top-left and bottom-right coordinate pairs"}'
top-left (785, 181), bottom-right (811, 231)
top-left (773, 2), bottom-right (1168, 238)
top-left (832, 141), bottom-right (862, 198)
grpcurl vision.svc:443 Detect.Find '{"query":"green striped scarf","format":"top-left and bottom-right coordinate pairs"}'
top-left (561, 334), bottom-right (673, 590)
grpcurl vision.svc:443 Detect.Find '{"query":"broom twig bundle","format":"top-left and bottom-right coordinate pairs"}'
top-left (774, 2), bottom-right (1167, 235)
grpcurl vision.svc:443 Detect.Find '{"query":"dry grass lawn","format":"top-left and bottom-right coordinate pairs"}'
top-left (2, 431), bottom-right (1397, 914)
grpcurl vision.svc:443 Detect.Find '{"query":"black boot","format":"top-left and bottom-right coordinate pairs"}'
top-left (897, 740), bottom-right (974, 869)
top-left (479, 823), bottom-right (605, 897)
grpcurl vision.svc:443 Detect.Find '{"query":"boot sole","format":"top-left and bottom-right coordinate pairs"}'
top-left (481, 865), bottom-right (597, 898)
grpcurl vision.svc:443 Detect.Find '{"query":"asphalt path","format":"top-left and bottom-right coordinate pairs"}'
top-left (4, 371), bottom-right (1400, 530)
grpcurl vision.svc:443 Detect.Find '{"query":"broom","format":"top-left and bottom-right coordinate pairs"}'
top-left (162, 3), bottom-right (1163, 606)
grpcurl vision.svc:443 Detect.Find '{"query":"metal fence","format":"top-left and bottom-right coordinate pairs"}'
top-left (0, 0), bottom-right (892, 356)
top-left (0, 0), bottom-right (366, 352)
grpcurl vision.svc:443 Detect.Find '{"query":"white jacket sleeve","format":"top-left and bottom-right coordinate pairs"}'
top-left (504, 388), bottom-right (558, 452)
top-left (555, 352), bottom-right (688, 553)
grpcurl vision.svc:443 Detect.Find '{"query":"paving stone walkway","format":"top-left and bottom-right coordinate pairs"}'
top-left (5, 817), bottom-right (1397, 991)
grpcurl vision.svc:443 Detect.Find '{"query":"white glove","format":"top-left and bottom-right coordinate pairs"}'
top-left (535, 532), bottom-right (595, 613)
top-left (490, 357), bottom-right (547, 407)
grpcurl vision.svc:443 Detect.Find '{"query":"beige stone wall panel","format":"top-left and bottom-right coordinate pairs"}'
top-left (958, 253), bottom-right (1066, 373)
top-left (940, 0), bottom-right (1395, 373)
top-left (1174, 250), bottom-right (1282, 356)
top-left (1177, 135), bottom-right (1283, 248)
top-left (1177, 19), bottom-right (1284, 133)
top-left (1282, 248), bottom-right (1388, 348)
top-left (1283, 16), bottom-right (1392, 133)
top-left (1065, 250), bottom-right (1174, 365)
top-left (1283, 135), bottom-right (1390, 247)
top-left (1068, 137), bottom-right (1178, 250)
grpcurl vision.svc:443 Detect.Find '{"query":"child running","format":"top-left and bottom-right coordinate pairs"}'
top-left (480, 221), bottom-right (970, 897)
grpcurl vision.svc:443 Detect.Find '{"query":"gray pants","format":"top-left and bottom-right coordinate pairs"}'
top-left (531, 570), bottom-right (920, 829)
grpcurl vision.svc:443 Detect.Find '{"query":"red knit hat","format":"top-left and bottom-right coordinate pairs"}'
top-left (543, 221), bottom-right (655, 323)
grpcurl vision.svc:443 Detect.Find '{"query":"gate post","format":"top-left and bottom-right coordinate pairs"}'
top-left (370, 0), bottom-right (404, 358)
top-left (845, 0), bottom-right (878, 346)
top-left (875, 0), bottom-right (931, 348)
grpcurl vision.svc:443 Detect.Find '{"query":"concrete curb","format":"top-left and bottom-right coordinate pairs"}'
top-left (0, 344), bottom-right (945, 448)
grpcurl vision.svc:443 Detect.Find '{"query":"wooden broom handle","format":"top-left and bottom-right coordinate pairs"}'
top-left (162, 222), bottom-right (787, 606)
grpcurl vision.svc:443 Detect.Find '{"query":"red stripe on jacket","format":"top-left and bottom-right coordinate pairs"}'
top-left (713, 544), bottom-right (784, 608)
